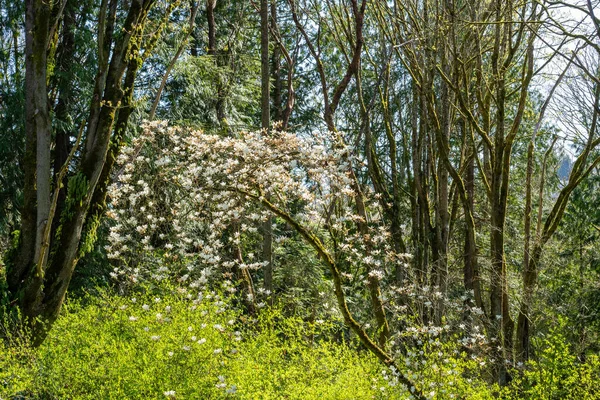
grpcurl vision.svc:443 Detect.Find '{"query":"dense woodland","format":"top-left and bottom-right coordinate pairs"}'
top-left (1, 0), bottom-right (600, 398)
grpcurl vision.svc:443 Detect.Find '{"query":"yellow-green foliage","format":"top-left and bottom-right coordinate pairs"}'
top-left (0, 288), bottom-right (394, 399)
top-left (501, 321), bottom-right (600, 400)
top-left (1, 291), bottom-right (598, 399)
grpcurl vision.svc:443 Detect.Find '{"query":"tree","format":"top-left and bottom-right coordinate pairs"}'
top-left (260, 0), bottom-right (273, 302)
top-left (5, 0), bottom-right (181, 343)
top-left (107, 121), bottom-right (428, 399)
top-left (0, 0), bottom-right (25, 253)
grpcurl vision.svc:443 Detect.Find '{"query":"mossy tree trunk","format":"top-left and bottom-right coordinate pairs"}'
top-left (5, 0), bottom-right (173, 344)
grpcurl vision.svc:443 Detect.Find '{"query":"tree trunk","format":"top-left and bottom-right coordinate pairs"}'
top-left (6, 0), bottom-right (162, 344)
top-left (149, 1), bottom-right (199, 119)
top-left (260, 0), bottom-right (273, 303)
top-left (206, 0), bottom-right (225, 126)
top-left (464, 142), bottom-right (483, 310)
top-left (9, 0), bottom-right (52, 322)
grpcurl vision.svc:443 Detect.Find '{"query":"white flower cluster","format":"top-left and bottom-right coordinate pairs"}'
top-left (106, 121), bottom-right (404, 299)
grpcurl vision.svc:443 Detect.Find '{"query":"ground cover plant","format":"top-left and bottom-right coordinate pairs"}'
top-left (1, 284), bottom-right (598, 399)
top-left (1, 286), bottom-right (389, 399)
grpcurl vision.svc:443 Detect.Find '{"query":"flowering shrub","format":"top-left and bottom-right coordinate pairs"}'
top-left (106, 121), bottom-right (406, 327)
top-left (102, 121), bottom-right (501, 398)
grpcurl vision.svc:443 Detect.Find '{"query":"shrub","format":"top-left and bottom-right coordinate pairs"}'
top-left (502, 321), bottom-right (600, 400)
top-left (0, 286), bottom-right (397, 399)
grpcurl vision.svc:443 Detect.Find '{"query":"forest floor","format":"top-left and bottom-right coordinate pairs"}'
top-left (1, 286), bottom-right (598, 399)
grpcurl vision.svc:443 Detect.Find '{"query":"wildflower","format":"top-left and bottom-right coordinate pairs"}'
top-left (151, 335), bottom-right (161, 341)
top-left (197, 338), bottom-right (207, 344)
top-left (213, 348), bottom-right (222, 354)
top-left (226, 385), bottom-right (237, 394)
top-left (129, 316), bottom-right (138, 321)
top-left (142, 304), bottom-right (150, 311)
top-left (163, 390), bottom-right (176, 398)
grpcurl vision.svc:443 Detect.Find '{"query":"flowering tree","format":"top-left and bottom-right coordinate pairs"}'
top-left (107, 121), bottom-right (441, 398)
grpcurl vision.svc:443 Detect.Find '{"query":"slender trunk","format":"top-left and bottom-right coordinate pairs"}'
top-left (270, 0), bottom-right (282, 123)
top-left (515, 140), bottom-right (541, 362)
top-left (149, 1), bottom-right (199, 119)
top-left (51, 4), bottom-right (77, 240)
top-left (356, 68), bottom-right (390, 347)
top-left (489, 88), bottom-right (514, 386)
top-left (377, 54), bottom-right (407, 286)
top-left (464, 143), bottom-right (483, 310)
top-left (206, 0), bottom-right (225, 126)
top-left (260, 0), bottom-right (273, 302)
top-left (434, 57), bottom-right (450, 324)
top-left (516, 58), bottom-right (572, 360)
top-left (233, 224), bottom-right (256, 314)
top-left (207, 0), bottom-right (216, 54)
